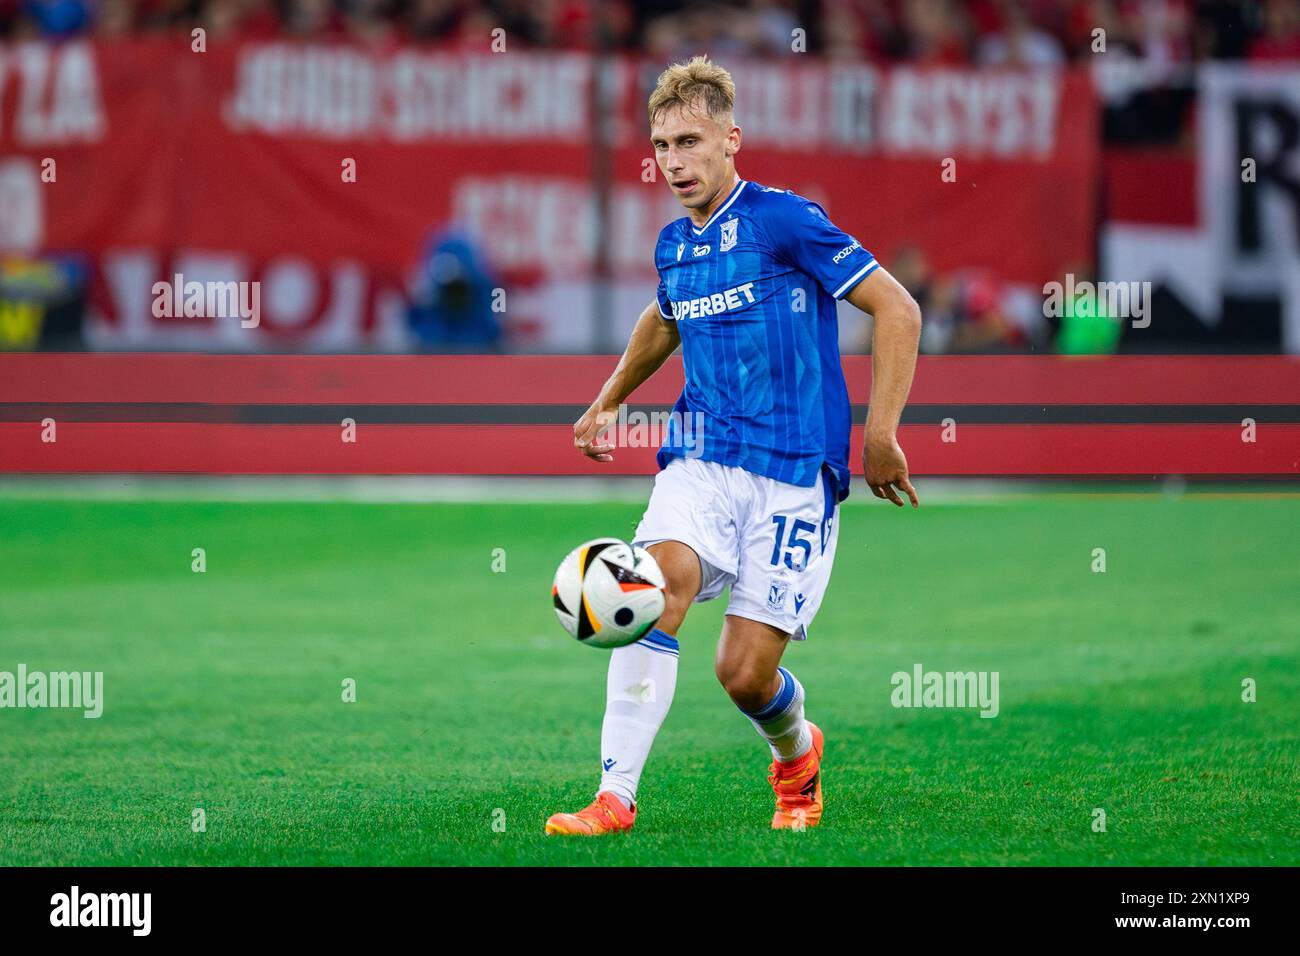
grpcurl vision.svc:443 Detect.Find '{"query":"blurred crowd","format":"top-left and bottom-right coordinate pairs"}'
top-left (4, 1), bottom-right (1294, 355)
top-left (0, 0), bottom-right (1296, 63)
top-left (862, 247), bottom-right (1104, 355)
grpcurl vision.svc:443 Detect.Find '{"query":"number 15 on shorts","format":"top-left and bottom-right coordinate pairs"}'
top-left (770, 515), bottom-right (816, 572)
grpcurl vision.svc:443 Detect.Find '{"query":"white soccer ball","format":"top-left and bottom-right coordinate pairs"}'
top-left (552, 538), bottom-right (667, 649)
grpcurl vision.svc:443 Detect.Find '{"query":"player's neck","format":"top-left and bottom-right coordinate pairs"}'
top-left (689, 173), bottom-right (742, 228)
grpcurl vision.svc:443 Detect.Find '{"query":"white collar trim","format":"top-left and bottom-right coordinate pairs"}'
top-left (690, 179), bottom-right (747, 234)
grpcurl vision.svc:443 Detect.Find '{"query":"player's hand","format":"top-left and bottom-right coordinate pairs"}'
top-left (573, 403), bottom-right (619, 463)
top-left (864, 432), bottom-right (919, 508)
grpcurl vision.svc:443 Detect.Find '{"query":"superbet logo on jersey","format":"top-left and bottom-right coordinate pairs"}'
top-left (671, 282), bottom-right (758, 321)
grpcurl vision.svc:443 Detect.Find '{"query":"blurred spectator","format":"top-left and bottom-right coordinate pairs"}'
top-left (285, 0), bottom-right (344, 36)
top-left (343, 0), bottom-right (398, 43)
top-left (749, 0), bottom-right (800, 56)
top-left (883, 245), bottom-right (947, 353)
top-left (484, 0), bottom-right (543, 46)
top-left (94, 0), bottom-right (133, 36)
top-left (406, 227), bottom-right (504, 352)
top-left (405, 0), bottom-right (464, 43)
top-left (868, 247), bottom-right (1047, 355)
top-left (1130, 0), bottom-right (1196, 71)
top-left (645, 3), bottom-right (757, 62)
top-left (592, 0), bottom-right (637, 49)
top-left (138, 1), bottom-right (202, 32)
top-left (22, 0), bottom-right (92, 36)
top-left (0, 254), bottom-right (87, 351)
top-left (820, 1), bottom-right (875, 62)
top-left (201, 0), bottom-right (236, 35)
top-left (1247, 0), bottom-right (1300, 61)
top-left (1194, 0), bottom-right (1245, 57)
top-left (1052, 264), bottom-right (1123, 354)
top-left (1064, 0), bottom-right (1128, 60)
top-left (943, 269), bottom-right (1026, 352)
top-left (977, 0), bottom-right (1066, 68)
top-left (899, 0), bottom-right (972, 64)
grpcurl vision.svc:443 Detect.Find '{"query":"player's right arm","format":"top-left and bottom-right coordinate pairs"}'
top-left (574, 299), bottom-right (680, 462)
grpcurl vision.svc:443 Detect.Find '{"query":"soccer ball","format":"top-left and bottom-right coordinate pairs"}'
top-left (551, 538), bottom-right (666, 649)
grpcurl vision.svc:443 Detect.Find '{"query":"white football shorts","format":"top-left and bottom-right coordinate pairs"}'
top-left (632, 456), bottom-right (841, 641)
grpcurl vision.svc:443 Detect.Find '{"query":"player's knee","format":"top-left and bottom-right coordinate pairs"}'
top-left (655, 585), bottom-right (693, 635)
top-left (647, 544), bottom-right (700, 637)
top-left (714, 658), bottom-right (771, 713)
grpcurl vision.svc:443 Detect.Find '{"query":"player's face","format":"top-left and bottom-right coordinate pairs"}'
top-left (650, 103), bottom-right (741, 215)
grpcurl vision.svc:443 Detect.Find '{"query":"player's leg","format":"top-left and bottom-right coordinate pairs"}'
top-left (714, 615), bottom-right (812, 759)
top-left (594, 540), bottom-right (699, 809)
top-left (544, 542), bottom-right (700, 836)
top-left (546, 458), bottom-right (738, 836)
top-left (719, 466), bottom-right (840, 828)
top-left (716, 615), bottom-right (824, 830)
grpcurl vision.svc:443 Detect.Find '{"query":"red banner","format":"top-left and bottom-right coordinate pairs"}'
top-left (0, 40), bottom-right (1099, 350)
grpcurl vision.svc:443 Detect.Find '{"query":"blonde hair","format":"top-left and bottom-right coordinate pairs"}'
top-left (647, 56), bottom-right (736, 127)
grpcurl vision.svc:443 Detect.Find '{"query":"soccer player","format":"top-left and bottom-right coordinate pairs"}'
top-left (545, 56), bottom-right (921, 836)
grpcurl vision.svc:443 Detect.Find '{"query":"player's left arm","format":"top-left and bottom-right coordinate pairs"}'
top-left (845, 269), bottom-right (922, 508)
top-left (766, 194), bottom-right (921, 505)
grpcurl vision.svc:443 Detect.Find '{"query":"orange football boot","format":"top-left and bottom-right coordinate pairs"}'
top-left (769, 721), bottom-right (824, 830)
top-left (544, 791), bottom-right (636, 836)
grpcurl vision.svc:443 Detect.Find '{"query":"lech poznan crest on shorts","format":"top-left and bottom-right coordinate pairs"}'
top-left (767, 578), bottom-right (788, 613)
top-left (720, 218), bottom-right (738, 253)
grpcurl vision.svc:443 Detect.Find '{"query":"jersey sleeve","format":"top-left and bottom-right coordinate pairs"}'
top-left (655, 274), bottom-right (675, 320)
top-left (769, 198), bottom-right (879, 300)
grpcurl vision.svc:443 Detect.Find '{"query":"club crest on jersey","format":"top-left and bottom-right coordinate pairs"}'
top-left (693, 244), bottom-right (710, 257)
top-left (767, 579), bottom-right (788, 613)
top-left (720, 218), bottom-right (737, 252)
top-left (676, 242), bottom-right (685, 261)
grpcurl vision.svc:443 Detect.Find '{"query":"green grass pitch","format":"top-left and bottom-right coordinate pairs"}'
top-left (1, 490), bottom-right (1297, 866)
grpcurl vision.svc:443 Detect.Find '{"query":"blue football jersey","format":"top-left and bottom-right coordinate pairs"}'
top-left (654, 179), bottom-right (878, 502)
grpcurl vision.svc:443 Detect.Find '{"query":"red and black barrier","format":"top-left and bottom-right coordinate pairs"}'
top-left (1, 354), bottom-right (1297, 477)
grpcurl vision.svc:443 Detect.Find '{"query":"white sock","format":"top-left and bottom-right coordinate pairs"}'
top-left (598, 628), bottom-right (679, 808)
top-left (742, 666), bottom-right (811, 762)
